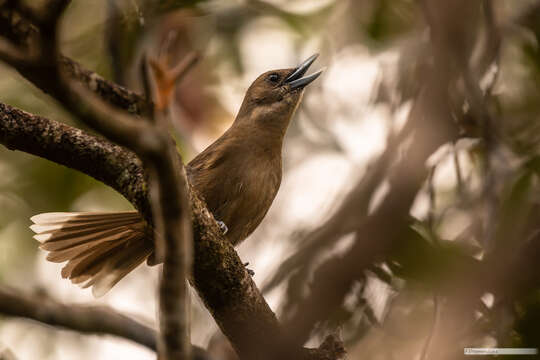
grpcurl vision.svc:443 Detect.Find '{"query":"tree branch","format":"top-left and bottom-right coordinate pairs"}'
top-left (263, 121), bottom-right (413, 294)
top-left (281, 11), bottom-right (463, 343)
top-left (31, 6), bottom-right (195, 358)
top-left (0, 285), bottom-right (216, 360)
top-left (0, 21), bottom-right (344, 360)
top-left (59, 55), bottom-right (149, 115)
top-left (0, 97), bottom-right (327, 359)
top-left (0, 101), bottom-right (152, 219)
top-left (0, 4), bottom-right (148, 116)
top-left (0, 285), bottom-right (157, 350)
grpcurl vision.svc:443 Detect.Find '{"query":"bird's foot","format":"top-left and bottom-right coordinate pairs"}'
top-left (244, 262), bottom-right (255, 276)
top-left (216, 220), bottom-right (228, 235)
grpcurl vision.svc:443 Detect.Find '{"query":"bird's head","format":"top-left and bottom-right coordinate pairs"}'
top-left (234, 54), bottom-right (322, 135)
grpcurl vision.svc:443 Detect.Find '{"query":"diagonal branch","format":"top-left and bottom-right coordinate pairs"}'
top-left (0, 98), bottom-right (344, 359)
top-left (0, 3), bottom-right (149, 116)
top-left (0, 101), bottom-right (152, 219)
top-left (263, 123), bottom-right (413, 294)
top-left (281, 27), bottom-right (461, 345)
top-left (0, 285), bottom-right (215, 360)
top-left (0, 6), bottom-right (344, 360)
top-left (31, 5), bottom-right (193, 359)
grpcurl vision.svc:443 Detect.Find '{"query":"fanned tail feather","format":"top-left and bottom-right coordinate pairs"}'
top-left (30, 211), bottom-right (153, 297)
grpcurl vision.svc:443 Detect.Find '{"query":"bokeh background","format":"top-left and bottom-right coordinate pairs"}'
top-left (1, 0), bottom-right (540, 359)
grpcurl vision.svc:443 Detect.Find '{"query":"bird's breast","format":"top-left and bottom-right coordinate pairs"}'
top-left (188, 150), bottom-right (282, 246)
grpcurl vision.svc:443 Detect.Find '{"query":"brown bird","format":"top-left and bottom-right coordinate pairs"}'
top-left (30, 54), bottom-right (322, 297)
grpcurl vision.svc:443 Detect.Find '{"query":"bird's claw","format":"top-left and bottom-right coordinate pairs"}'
top-left (217, 220), bottom-right (228, 235)
top-left (244, 262), bottom-right (255, 276)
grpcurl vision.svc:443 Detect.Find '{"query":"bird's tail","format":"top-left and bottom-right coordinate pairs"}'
top-left (30, 211), bottom-right (153, 297)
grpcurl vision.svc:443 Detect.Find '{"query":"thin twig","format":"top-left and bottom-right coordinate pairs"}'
top-left (145, 52), bottom-right (195, 360)
top-left (453, 143), bottom-right (464, 196)
top-left (421, 166), bottom-right (440, 360)
top-left (148, 50), bottom-right (199, 112)
top-left (427, 165), bottom-right (437, 230)
top-left (419, 295), bottom-right (441, 360)
top-left (169, 52), bottom-right (199, 84)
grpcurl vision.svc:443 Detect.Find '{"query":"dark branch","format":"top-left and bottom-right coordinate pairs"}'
top-left (282, 23), bottom-right (461, 345)
top-left (0, 96), bottom-right (344, 359)
top-left (0, 285), bottom-right (215, 360)
top-left (143, 58), bottom-right (195, 360)
top-left (0, 285), bottom-right (157, 350)
top-left (59, 56), bottom-right (149, 116)
top-left (0, 101), bottom-right (152, 219)
top-left (29, 6), bottom-right (194, 359)
top-left (0, 3), bottom-right (345, 358)
top-left (263, 123), bottom-right (413, 294)
top-left (0, 4), bottom-right (148, 116)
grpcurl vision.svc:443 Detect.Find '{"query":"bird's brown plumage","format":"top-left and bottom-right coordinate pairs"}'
top-left (187, 68), bottom-right (304, 245)
top-left (30, 55), bottom-right (322, 296)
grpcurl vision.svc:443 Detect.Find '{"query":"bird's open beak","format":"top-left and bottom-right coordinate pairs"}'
top-left (285, 54), bottom-right (323, 90)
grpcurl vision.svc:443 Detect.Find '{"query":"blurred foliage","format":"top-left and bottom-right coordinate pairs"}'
top-left (363, 0), bottom-right (417, 46)
top-left (1, 0), bottom-right (540, 359)
top-left (513, 291), bottom-right (540, 350)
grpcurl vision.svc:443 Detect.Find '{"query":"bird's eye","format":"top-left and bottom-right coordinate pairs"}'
top-left (268, 73), bottom-right (279, 83)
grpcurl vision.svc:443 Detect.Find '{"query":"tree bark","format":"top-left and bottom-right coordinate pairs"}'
top-left (0, 101), bottom-right (343, 360)
top-left (0, 3), bottom-right (345, 357)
